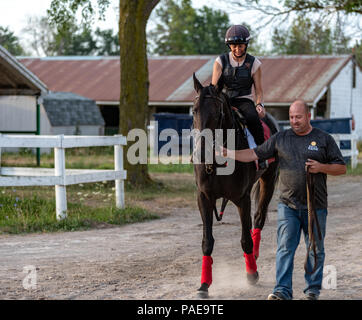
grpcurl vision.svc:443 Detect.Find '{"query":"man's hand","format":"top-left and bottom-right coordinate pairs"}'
top-left (305, 159), bottom-right (323, 173)
top-left (305, 159), bottom-right (347, 175)
top-left (216, 146), bottom-right (234, 158)
top-left (216, 146), bottom-right (258, 162)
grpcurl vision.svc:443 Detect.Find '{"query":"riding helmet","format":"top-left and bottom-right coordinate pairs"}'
top-left (225, 25), bottom-right (251, 45)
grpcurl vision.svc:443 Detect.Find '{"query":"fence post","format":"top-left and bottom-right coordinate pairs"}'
top-left (54, 135), bottom-right (67, 220)
top-left (114, 136), bottom-right (125, 209)
top-left (0, 134), bottom-right (2, 174)
top-left (351, 134), bottom-right (357, 170)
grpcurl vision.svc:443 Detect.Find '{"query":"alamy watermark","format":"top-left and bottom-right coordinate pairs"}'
top-left (128, 121), bottom-right (240, 175)
top-left (322, 265), bottom-right (337, 290)
top-left (22, 265), bottom-right (37, 290)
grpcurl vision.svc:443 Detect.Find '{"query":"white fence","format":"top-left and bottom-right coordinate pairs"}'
top-left (331, 133), bottom-right (359, 169)
top-left (0, 134), bottom-right (127, 220)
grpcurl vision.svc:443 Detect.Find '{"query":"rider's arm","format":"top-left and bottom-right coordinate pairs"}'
top-left (211, 60), bottom-right (222, 86)
top-left (253, 67), bottom-right (263, 105)
top-left (253, 68), bottom-right (265, 117)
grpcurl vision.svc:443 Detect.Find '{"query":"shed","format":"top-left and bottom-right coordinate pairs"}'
top-left (42, 91), bottom-right (105, 136)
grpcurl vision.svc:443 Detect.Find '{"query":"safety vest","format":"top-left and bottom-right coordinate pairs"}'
top-left (220, 53), bottom-right (255, 99)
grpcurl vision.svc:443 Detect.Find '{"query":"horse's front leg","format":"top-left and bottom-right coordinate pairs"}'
top-left (197, 191), bottom-right (215, 298)
top-left (236, 195), bottom-right (259, 285)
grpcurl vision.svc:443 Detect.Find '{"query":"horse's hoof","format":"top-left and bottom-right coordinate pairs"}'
top-left (246, 271), bottom-right (259, 285)
top-left (197, 283), bottom-right (209, 298)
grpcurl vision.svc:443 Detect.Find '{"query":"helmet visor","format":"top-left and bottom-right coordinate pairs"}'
top-left (225, 36), bottom-right (250, 44)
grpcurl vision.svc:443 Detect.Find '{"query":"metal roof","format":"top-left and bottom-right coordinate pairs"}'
top-left (18, 54), bottom-right (352, 105)
top-left (0, 45), bottom-right (48, 96)
top-left (43, 91), bottom-right (105, 127)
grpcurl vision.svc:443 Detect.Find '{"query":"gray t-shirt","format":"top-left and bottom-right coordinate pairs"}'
top-left (254, 127), bottom-right (345, 210)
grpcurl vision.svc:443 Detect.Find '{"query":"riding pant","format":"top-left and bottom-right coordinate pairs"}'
top-left (231, 98), bottom-right (264, 146)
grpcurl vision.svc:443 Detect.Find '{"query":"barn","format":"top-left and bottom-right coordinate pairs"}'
top-left (0, 45), bottom-right (105, 142)
top-left (0, 45), bottom-right (48, 137)
top-left (18, 54), bottom-right (362, 139)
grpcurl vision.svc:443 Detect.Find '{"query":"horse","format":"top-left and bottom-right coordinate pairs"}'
top-left (192, 73), bottom-right (279, 298)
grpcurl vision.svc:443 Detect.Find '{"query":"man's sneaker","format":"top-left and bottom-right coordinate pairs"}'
top-left (305, 293), bottom-right (319, 300)
top-left (267, 292), bottom-right (285, 300)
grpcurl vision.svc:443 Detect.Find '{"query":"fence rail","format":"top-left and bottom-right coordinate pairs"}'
top-left (331, 133), bottom-right (359, 169)
top-left (0, 134), bottom-right (127, 220)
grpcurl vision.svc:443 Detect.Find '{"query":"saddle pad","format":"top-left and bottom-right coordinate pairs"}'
top-left (260, 120), bottom-right (275, 165)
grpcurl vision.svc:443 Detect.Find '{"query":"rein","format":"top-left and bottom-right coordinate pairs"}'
top-left (304, 166), bottom-right (322, 274)
top-left (195, 87), bottom-right (236, 174)
top-left (194, 87), bottom-right (236, 222)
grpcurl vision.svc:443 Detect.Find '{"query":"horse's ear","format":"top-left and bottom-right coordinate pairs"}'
top-left (193, 73), bottom-right (203, 93)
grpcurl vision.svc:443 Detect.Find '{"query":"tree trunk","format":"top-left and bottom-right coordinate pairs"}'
top-left (118, 0), bottom-right (159, 186)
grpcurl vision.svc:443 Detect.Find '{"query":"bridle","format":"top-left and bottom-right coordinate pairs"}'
top-left (193, 86), bottom-right (235, 174)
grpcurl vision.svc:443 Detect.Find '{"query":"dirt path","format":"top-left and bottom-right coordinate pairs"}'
top-left (0, 175), bottom-right (361, 300)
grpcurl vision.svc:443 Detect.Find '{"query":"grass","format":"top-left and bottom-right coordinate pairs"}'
top-left (346, 162), bottom-right (362, 175)
top-left (1, 148), bottom-right (194, 173)
top-left (0, 149), bottom-right (197, 234)
top-left (0, 189), bottom-right (159, 235)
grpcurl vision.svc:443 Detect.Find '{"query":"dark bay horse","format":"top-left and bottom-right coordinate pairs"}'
top-left (192, 73), bottom-right (279, 298)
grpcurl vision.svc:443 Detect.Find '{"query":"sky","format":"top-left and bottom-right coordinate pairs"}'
top-left (0, 0), bottom-right (269, 55)
top-left (0, 0), bottom-right (359, 56)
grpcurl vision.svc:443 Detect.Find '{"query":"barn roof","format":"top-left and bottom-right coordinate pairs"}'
top-left (43, 91), bottom-right (105, 127)
top-left (0, 45), bottom-right (48, 96)
top-left (18, 54), bottom-right (353, 106)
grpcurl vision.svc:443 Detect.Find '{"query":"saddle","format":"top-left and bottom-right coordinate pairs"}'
top-left (232, 106), bottom-right (276, 168)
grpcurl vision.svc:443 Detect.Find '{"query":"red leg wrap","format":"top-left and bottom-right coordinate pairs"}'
top-left (201, 256), bottom-right (213, 286)
top-left (244, 252), bottom-right (257, 274)
top-left (252, 228), bottom-right (261, 259)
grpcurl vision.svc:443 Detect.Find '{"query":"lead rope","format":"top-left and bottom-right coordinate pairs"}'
top-left (304, 166), bottom-right (322, 275)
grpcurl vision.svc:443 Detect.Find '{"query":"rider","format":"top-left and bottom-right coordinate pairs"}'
top-left (212, 25), bottom-right (267, 169)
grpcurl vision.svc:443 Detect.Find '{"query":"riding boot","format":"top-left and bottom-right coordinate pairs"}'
top-left (258, 159), bottom-right (268, 170)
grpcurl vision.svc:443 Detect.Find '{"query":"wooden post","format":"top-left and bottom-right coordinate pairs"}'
top-left (114, 136), bottom-right (125, 209)
top-left (54, 135), bottom-right (67, 220)
top-left (0, 134), bottom-right (2, 174)
top-left (351, 134), bottom-right (357, 170)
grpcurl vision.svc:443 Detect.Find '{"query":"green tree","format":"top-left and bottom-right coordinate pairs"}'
top-left (229, 0), bottom-right (361, 22)
top-left (352, 40), bottom-right (362, 66)
top-left (149, 0), bottom-right (230, 55)
top-left (94, 28), bottom-right (120, 55)
top-left (271, 16), bottom-right (351, 55)
top-left (51, 18), bottom-right (98, 55)
top-left (24, 16), bottom-right (119, 56)
top-left (0, 26), bottom-right (26, 56)
top-left (48, 0), bottom-right (160, 186)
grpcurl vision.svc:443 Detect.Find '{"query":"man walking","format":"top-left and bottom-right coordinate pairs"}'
top-left (218, 100), bottom-right (346, 300)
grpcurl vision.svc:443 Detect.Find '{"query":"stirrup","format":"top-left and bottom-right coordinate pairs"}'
top-left (257, 159), bottom-right (268, 171)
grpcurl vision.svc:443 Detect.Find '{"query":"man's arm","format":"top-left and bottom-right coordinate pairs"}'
top-left (305, 159), bottom-right (347, 175)
top-left (218, 146), bottom-right (258, 162)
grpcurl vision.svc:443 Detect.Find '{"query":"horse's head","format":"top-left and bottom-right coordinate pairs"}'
top-left (192, 73), bottom-right (226, 132)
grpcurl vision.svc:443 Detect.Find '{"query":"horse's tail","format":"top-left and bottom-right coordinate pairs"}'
top-left (252, 166), bottom-right (280, 202)
top-left (253, 111), bottom-right (280, 210)
top-left (213, 198), bottom-right (228, 221)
